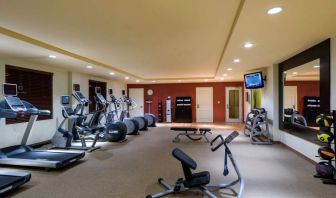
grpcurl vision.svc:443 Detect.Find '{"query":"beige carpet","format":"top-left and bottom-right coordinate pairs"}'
top-left (5, 124), bottom-right (336, 198)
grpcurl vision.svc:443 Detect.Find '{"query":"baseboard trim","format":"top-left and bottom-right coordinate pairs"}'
top-left (279, 142), bottom-right (316, 165)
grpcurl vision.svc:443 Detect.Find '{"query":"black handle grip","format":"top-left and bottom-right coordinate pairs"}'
top-left (211, 135), bottom-right (224, 152)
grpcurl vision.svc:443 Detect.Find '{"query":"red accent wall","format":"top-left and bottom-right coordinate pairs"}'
top-left (127, 82), bottom-right (244, 123)
top-left (284, 81), bottom-right (320, 114)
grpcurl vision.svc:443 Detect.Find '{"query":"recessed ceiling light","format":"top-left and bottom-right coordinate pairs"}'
top-left (87, 65), bottom-right (93, 69)
top-left (223, 73), bottom-right (228, 77)
top-left (48, 55), bottom-right (56, 59)
top-left (313, 65), bottom-right (320, 68)
top-left (233, 59), bottom-right (240, 63)
top-left (227, 68), bottom-right (233, 71)
top-left (283, 71), bottom-right (287, 74)
top-left (152, 80), bottom-right (156, 83)
top-left (244, 42), bottom-right (253, 48)
top-left (125, 76), bottom-right (129, 80)
top-left (292, 72), bottom-right (298, 75)
top-left (109, 72), bottom-right (115, 75)
top-left (136, 79), bottom-right (140, 83)
top-left (267, 7), bottom-right (283, 15)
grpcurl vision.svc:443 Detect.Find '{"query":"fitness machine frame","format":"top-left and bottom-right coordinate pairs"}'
top-left (147, 131), bottom-right (244, 198)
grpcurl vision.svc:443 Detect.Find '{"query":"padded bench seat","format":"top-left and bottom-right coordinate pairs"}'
top-left (172, 148), bottom-right (210, 187)
top-left (199, 128), bottom-right (211, 132)
top-left (170, 127), bottom-right (197, 131)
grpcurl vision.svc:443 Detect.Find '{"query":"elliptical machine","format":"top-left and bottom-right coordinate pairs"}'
top-left (72, 91), bottom-right (127, 143)
top-left (107, 89), bottom-right (139, 135)
top-left (120, 93), bottom-right (148, 131)
top-left (284, 108), bottom-right (308, 127)
top-left (51, 96), bottom-right (101, 152)
top-left (145, 100), bottom-right (156, 127)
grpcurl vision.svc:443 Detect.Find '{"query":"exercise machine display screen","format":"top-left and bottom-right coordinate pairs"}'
top-left (75, 91), bottom-right (85, 99)
top-left (244, 72), bottom-right (264, 89)
top-left (3, 83), bottom-right (17, 96)
top-left (61, 96), bottom-right (70, 105)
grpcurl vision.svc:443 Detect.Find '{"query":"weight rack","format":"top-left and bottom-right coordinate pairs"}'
top-left (314, 110), bottom-right (336, 184)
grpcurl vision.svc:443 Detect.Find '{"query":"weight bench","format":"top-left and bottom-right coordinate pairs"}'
top-left (171, 127), bottom-right (212, 143)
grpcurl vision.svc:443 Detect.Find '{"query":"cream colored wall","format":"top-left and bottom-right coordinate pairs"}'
top-left (0, 57), bottom-right (68, 147)
top-left (0, 58), bottom-right (127, 148)
top-left (70, 72), bottom-right (126, 104)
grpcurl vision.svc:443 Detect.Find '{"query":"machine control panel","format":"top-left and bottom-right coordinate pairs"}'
top-left (96, 93), bottom-right (107, 103)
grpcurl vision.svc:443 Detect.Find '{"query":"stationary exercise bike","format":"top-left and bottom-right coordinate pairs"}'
top-left (147, 131), bottom-right (244, 198)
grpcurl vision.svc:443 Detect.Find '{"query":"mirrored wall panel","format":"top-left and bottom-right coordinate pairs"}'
top-left (283, 59), bottom-right (320, 130)
top-left (279, 39), bottom-right (330, 143)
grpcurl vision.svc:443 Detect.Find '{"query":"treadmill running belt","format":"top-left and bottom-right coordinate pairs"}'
top-left (0, 175), bottom-right (25, 191)
top-left (10, 151), bottom-right (82, 162)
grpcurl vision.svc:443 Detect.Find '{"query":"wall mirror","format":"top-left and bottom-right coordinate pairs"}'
top-left (279, 39), bottom-right (330, 143)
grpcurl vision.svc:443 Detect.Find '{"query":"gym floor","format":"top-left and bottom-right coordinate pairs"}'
top-left (6, 123), bottom-right (336, 198)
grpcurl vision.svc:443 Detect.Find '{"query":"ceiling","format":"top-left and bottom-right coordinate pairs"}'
top-left (0, 0), bottom-right (335, 83)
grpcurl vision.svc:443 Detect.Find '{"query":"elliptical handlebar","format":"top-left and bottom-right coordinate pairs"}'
top-left (210, 131), bottom-right (239, 152)
top-left (210, 135), bottom-right (225, 152)
top-left (224, 131), bottom-right (239, 144)
top-left (121, 95), bottom-right (137, 110)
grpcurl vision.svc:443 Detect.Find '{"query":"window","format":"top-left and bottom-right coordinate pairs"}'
top-left (5, 65), bottom-right (53, 124)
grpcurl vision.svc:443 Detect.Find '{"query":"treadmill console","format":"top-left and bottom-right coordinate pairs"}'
top-left (60, 96), bottom-right (75, 117)
top-left (6, 96), bottom-right (27, 112)
top-left (3, 83), bottom-right (27, 112)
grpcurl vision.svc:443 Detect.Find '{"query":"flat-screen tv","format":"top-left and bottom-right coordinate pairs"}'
top-left (244, 72), bottom-right (264, 89)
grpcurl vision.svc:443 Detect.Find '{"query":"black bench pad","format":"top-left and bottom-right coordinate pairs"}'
top-left (185, 171), bottom-right (210, 187)
top-left (199, 128), bottom-right (211, 132)
top-left (170, 127), bottom-right (198, 131)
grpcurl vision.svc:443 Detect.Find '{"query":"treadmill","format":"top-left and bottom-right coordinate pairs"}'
top-left (0, 83), bottom-right (85, 169)
top-left (0, 109), bottom-right (31, 195)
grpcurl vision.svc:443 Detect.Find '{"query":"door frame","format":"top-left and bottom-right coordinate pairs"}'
top-left (284, 86), bottom-right (298, 110)
top-left (225, 87), bottom-right (242, 122)
top-left (88, 80), bottom-right (107, 113)
top-left (128, 88), bottom-right (144, 116)
top-left (196, 87), bottom-right (213, 123)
